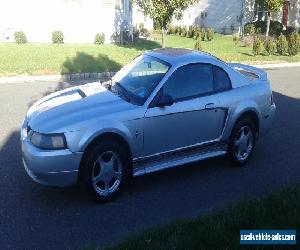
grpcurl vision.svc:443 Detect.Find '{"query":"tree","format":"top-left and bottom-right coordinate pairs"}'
top-left (131, 0), bottom-right (199, 48)
top-left (257, 0), bottom-right (286, 36)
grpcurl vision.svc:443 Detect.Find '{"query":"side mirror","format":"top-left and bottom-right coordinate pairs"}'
top-left (156, 94), bottom-right (174, 107)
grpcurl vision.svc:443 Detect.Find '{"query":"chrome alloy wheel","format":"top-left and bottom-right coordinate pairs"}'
top-left (234, 126), bottom-right (254, 161)
top-left (92, 151), bottom-right (123, 197)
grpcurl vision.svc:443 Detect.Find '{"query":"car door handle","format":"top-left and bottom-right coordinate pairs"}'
top-left (205, 103), bottom-right (215, 109)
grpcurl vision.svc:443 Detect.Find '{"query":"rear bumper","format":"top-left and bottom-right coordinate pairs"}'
top-left (260, 103), bottom-right (276, 137)
top-left (21, 139), bottom-right (83, 187)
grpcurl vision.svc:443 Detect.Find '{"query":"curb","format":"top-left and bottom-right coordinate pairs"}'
top-left (0, 72), bottom-right (115, 84)
top-left (0, 62), bottom-right (300, 84)
top-left (253, 62), bottom-right (300, 69)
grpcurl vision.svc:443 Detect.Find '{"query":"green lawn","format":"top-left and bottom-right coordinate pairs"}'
top-left (105, 185), bottom-right (300, 250)
top-left (1, 34), bottom-right (299, 76)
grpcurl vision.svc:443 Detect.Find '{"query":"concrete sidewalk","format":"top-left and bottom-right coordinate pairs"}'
top-left (0, 62), bottom-right (300, 84)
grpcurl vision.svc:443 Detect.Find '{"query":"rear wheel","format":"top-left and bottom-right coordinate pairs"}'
top-left (228, 118), bottom-right (256, 166)
top-left (83, 140), bottom-right (130, 202)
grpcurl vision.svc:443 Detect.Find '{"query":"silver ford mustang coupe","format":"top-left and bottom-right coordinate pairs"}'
top-left (21, 48), bottom-right (276, 202)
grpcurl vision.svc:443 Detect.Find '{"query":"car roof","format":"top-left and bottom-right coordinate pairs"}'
top-left (145, 48), bottom-right (220, 66)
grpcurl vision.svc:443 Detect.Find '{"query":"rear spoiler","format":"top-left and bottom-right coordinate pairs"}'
top-left (229, 63), bottom-right (268, 81)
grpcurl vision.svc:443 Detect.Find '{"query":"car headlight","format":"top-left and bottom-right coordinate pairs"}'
top-left (29, 131), bottom-right (67, 150)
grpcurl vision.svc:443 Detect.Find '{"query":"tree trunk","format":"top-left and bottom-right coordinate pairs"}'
top-left (161, 28), bottom-right (167, 48)
top-left (266, 12), bottom-right (271, 37)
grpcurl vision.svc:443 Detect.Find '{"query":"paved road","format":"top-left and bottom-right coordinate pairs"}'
top-left (1, 68), bottom-right (300, 249)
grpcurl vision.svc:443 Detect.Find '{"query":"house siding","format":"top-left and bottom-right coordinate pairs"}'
top-left (173, 0), bottom-right (243, 34)
top-left (0, 0), bottom-right (133, 43)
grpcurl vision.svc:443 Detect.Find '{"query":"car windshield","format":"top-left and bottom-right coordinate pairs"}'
top-left (111, 55), bottom-right (170, 105)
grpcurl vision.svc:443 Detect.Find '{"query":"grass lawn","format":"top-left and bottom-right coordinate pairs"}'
top-left (106, 185), bottom-right (300, 250)
top-left (1, 33), bottom-right (299, 76)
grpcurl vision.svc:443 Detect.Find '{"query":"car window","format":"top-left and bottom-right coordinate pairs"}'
top-left (163, 64), bottom-right (214, 101)
top-left (213, 66), bottom-right (231, 92)
top-left (112, 55), bottom-right (170, 105)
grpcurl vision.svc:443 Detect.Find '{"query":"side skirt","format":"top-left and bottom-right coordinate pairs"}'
top-left (133, 142), bottom-right (228, 176)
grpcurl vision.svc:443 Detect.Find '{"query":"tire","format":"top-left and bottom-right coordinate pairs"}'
top-left (228, 117), bottom-right (257, 166)
top-left (83, 140), bottom-right (130, 202)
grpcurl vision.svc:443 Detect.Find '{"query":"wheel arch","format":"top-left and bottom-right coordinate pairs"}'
top-left (232, 109), bottom-right (260, 137)
top-left (78, 132), bottom-right (133, 182)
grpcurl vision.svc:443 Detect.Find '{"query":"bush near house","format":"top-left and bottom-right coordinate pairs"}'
top-left (52, 31), bottom-right (64, 44)
top-left (181, 26), bottom-right (187, 37)
top-left (94, 33), bottom-right (105, 45)
top-left (288, 32), bottom-right (300, 56)
top-left (194, 38), bottom-right (202, 51)
top-left (277, 34), bottom-right (289, 55)
top-left (201, 28), bottom-right (206, 41)
top-left (207, 27), bottom-right (214, 41)
top-left (244, 21), bottom-right (283, 36)
top-left (244, 23), bottom-right (256, 35)
top-left (232, 34), bottom-right (239, 45)
top-left (253, 36), bottom-right (263, 56)
top-left (264, 37), bottom-right (276, 55)
top-left (14, 31), bottom-right (27, 44)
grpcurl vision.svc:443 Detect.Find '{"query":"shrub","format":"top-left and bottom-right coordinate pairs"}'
top-left (52, 31), bottom-right (64, 44)
top-left (14, 31), bottom-right (27, 44)
top-left (168, 25), bottom-right (177, 35)
top-left (242, 36), bottom-right (253, 47)
top-left (181, 26), bottom-right (187, 37)
top-left (283, 26), bottom-right (296, 37)
top-left (94, 33), bottom-right (105, 44)
top-left (253, 36), bottom-right (262, 56)
top-left (193, 26), bottom-right (201, 39)
top-left (207, 27), bottom-right (214, 41)
top-left (277, 34), bottom-right (288, 55)
top-left (133, 28), bottom-right (140, 41)
top-left (244, 21), bottom-right (283, 36)
top-left (264, 37), bottom-right (276, 55)
top-left (232, 34), bottom-right (239, 45)
top-left (187, 26), bottom-right (194, 38)
top-left (194, 38), bottom-right (202, 51)
top-left (288, 32), bottom-right (300, 56)
top-left (201, 28), bottom-right (206, 41)
top-left (140, 28), bottom-right (150, 38)
top-left (244, 23), bottom-right (256, 35)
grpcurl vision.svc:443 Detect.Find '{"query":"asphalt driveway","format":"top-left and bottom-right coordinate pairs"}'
top-left (0, 67), bottom-right (300, 249)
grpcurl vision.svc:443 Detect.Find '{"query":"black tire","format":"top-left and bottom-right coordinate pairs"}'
top-left (228, 117), bottom-right (257, 166)
top-left (83, 140), bottom-right (131, 202)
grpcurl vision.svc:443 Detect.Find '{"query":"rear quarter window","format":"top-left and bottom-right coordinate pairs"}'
top-left (213, 66), bottom-right (232, 92)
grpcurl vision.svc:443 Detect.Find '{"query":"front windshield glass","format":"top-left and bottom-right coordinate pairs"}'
top-left (111, 55), bottom-right (170, 105)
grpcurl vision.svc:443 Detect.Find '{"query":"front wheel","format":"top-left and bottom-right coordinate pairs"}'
top-left (83, 140), bottom-right (130, 202)
top-left (228, 118), bottom-right (256, 166)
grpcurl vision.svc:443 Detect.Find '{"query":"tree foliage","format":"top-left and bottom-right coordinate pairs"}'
top-left (257, 0), bottom-right (286, 12)
top-left (256, 0), bottom-right (286, 36)
top-left (131, 0), bottom-right (199, 47)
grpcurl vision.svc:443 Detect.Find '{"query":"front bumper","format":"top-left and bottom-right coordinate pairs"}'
top-left (21, 139), bottom-right (83, 187)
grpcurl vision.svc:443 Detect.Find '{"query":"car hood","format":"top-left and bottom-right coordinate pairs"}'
top-left (26, 81), bottom-right (137, 133)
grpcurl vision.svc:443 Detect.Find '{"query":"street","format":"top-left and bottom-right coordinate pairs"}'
top-left (0, 67), bottom-right (300, 249)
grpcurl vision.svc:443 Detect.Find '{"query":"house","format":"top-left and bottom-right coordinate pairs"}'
top-left (0, 0), bottom-right (133, 43)
top-left (172, 0), bottom-right (300, 34)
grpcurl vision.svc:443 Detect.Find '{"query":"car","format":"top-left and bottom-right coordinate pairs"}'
top-left (21, 48), bottom-right (276, 202)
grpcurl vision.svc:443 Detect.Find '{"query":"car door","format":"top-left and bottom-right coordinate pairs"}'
top-left (143, 63), bottom-right (227, 157)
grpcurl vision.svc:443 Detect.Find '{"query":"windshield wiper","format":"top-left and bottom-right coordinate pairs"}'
top-left (112, 82), bottom-right (131, 103)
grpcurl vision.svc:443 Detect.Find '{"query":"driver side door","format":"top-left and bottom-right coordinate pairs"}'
top-left (142, 63), bottom-right (227, 157)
